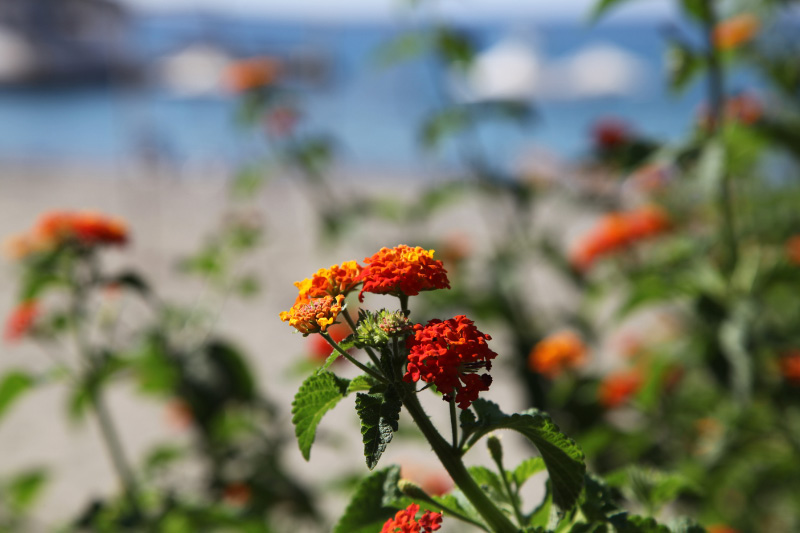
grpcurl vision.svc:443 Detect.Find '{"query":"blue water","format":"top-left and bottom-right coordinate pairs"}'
top-left (0, 14), bottom-right (762, 172)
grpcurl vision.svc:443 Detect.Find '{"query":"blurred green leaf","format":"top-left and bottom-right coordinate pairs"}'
top-left (6, 469), bottom-right (48, 513)
top-left (374, 33), bottom-right (429, 67)
top-left (0, 371), bottom-right (35, 423)
top-left (588, 0), bottom-right (638, 22)
top-left (666, 40), bottom-right (703, 93)
top-left (333, 467), bottom-right (399, 533)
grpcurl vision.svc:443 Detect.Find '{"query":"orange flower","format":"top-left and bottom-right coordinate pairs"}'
top-left (165, 400), bottom-right (193, 430)
top-left (225, 57), bottom-right (281, 93)
top-left (280, 295), bottom-right (344, 335)
top-left (3, 301), bottom-right (38, 342)
top-left (223, 482), bottom-right (252, 507)
top-left (14, 210), bottom-right (130, 252)
top-left (713, 13), bottom-right (760, 50)
top-left (405, 315), bottom-right (496, 409)
top-left (401, 466), bottom-right (453, 497)
top-left (381, 503), bottom-right (442, 533)
top-left (706, 525), bottom-right (739, 533)
top-left (529, 331), bottom-right (587, 378)
top-left (698, 93), bottom-right (763, 131)
top-left (358, 245), bottom-right (450, 302)
top-left (294, 261), bottom-right (363, 303)
top-left (779, 351), bottom-right (800, 385)
top-left (598, 370), bottom-right (642, 409)
top-left (570, 206), bottom-right (670, 271)
top-left (786, 235), bottom-right (800, 265)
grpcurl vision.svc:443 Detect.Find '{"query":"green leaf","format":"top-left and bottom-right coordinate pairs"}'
top-left (464, 400), bottom-right (586, 513)
top-left (355, 389), bottom-right (402, 470)
top-left (608, 512), bottom-right (670, 532)
top-left (318, 336), bottom-right (356, 373)
top-left (513, 457), bottom-right (546, 487)
top-left (588, 0), bottom-right (638, 22)
top-left (0, 371), bottom-right (35, 422)
top-left (666, 40), bottom-right (702, 94)
top-left (291, 371), bottom-right (351, 460)
top-left (106, 271), bottom-right (150, 297)
top-left (694, 140), bottom-right (725, 195)
top-left (467, 466), bottom-right (507, 502)
top-left (7, 468), bottom-right (48, 513)
top-left (348, 374), bottom-right (378, 394)
top-left (333, 467), bottom-right (400, 533)
top-left (204, 340), bottom-right (257, 402)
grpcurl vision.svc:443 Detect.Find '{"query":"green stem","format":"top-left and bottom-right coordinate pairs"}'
top-left (491, 452), bottom-right (525, 527)
top-left (320, 331), bottom-right (387, 384)
top-left (400, 391), bottom-right (519, 533)
top-left (398, 294), bottom-right (409, 317)
top-left (449, 398), bottom-right (459, 449)
top-left (408, 488), bottom-right (489, 531)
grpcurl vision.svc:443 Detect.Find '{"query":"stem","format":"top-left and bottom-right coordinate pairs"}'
top-left (449, 398), bottom-right (459, 449)
top-left (491, 452), bottom-right (525, 527)
top-left (701, 0), bottom-right (738, 275)
top-left (398, 294), bottom-right (409, 317)
top-left (320, 331), bottom-right (387, 383)
top-left (400, 391), bottom-right (519, 533)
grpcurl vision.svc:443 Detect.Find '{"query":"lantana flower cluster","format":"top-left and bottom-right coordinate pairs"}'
top-left (381, 503), bottom-right (442, 533)
top-left (570, 206), bottom-right (670, 271)
top-left (529, 330), bottom-right (587, 378)
top-left (5, 210), bottom-right (128, 259)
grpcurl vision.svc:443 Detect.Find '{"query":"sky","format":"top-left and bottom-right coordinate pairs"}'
top-left (117, 0), bottom-right (678, 22)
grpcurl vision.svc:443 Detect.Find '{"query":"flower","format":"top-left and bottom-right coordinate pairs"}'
top-left (706, 525), bottom-right (739, 533)
top-left (529, 331), bottom-right (587, 378)
top-left (786, 235), bottom-right (800, 265)
top-left (294, 261), bottom-right (363, 303)
top-left (713, 13), bottom-right (760, 50)
top-left (779, 351), bottom-right (800, 385)
top-left (222, 482), bottom-right (252, 507)
top-left (224, 56), bottom-right (282, 93)
top-left (598, 370), bottom-right (642, 409)
top-left (405, 315), bottom-right (497, 409)
top-left (265, 105), bottom-right (300, 138)
top-left (3, 301), bottom-right (38, 342)
top-left (570, 206), bottom-right (670, 271)
top-left (698, 93), bottom-right (763, 130)
top-left (280, 295), bottom-right (345, 335)
top-left (381, 503), bottom-right (442, 533)
top-left (358, 245), bottom-right (450, 302)
top-left (591, 117), bottom-right (631, 150)
top-left (165, 400), bottom-right (193, 430)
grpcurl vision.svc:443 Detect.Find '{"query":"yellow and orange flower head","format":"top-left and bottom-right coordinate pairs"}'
top-left (280, 294), bottom-right (345, 335)
top-left (779, 351), bottom-right (800, 385)
top-left (405, 315), bottom-right (496, 409)
top-left (529, 331), bottom-right (587, 378)
top-left (713, 13), bottom-right (760, 51)
top-left (381, 503), bottom-right (443, 533)
top-left (570, 206), bottom-right (670, 271)
top-left (785, 235), bottom-right (800, 265)
top-left (294, 260), bottom-right (363, 303)
top-left (598, 370), bottom-right (642, 409)
top-left (358, 245), bottom-right (450, 302)
top-left (3, 301), bottom-right (38, 342)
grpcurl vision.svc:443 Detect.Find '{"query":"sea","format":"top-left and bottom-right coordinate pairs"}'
top-left (0, 13), bottom-right (767, 174)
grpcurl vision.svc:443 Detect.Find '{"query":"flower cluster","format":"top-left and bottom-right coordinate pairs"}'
top-left (529, 331), bottom-right (587, 378)
top-left (279, 295), bottom-right (344, 335)
top-left (224, 56), bottom-right (282, 93)
top-left (3, 301), bottom-right (38, 342)
top-left (713, 13), bottom-right (760, 50)
top-left (405, 315), bottom-right (497, 409)
top-left (779, 351), bottom-right (800, 385)
top-left (786, 235), bottom-right (800, 266)
top-left (570, 206), bottom-right (670, 271)
top-left (698, 93), bottom-right (763, 131)
top-left (598, 370), bottom-right (642, 409)
top-left (294, 261), bottom-right (363, 303)
top-left (358, 245), bottom-right (450, 302)
top-left (5, 210), bottom-right (128, 259)
top-left (381, 503), bottom-right (442, 533)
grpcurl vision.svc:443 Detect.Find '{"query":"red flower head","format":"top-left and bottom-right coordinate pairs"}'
top-left (785, 235), bottom-right (800, 265)
top-left (706, 525), bottom-right (739, 533)
top-left (381, 503), bottom-right (442, 533)
top-left (3, 301), bottom-right (38, 342)
top-left (222, 482), bottom-right (252, 507)
top-left (779, 351), bottom-right (800, 385)
top-left (529, 331), bottom-right (587, 378)
top-left (294, 261), bottom-right (362, 303)
top-left (405, 315), bottom-right (497, 409)
top-left (598, 370), bottom-right (642, 409)
top-left (592, 117), bottom-right (631, 150)
top-left (570, 206), bottom-right (670, 271)
top-left (31, 210), bottom-right (128, 250)
top-left (358, 245), bottom-right (450, 302)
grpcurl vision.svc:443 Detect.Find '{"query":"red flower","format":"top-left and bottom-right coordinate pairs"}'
top-left (779, 351), bottom-right (800, 385)
top-left (4, 301), bottom-right (38, 342)
top-left (529, 331), bottom-right (587, 378)
top-left (786, 235), bottom-right (800, 265)
top-left (222, 482), bottom-right (252, 507)
top-left (706, 525), bottom-right (739, 533)
top-left (381, 503), bottom-right (442, 533)
top-left (358, 245), bottom-right (450, 302)
top-left (570, 206), bottom-right (670, 271)
top-left (405, 315), bottom-right (496, 409)
top-left (591, 117), bottom-right (631, 150)
top-left (599, 370), bottom-right (642, 409)
top-left (27, 210), bottom-right (128, 251)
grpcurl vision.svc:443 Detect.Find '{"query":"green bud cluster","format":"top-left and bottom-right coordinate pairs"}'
top-left (355, 309), bottom-right (413, 348)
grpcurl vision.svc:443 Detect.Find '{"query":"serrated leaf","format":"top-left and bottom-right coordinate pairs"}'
top-left (291, 371), bottom-right (351, 460)
top-left (348, 374), bottom-right (377, 394)
top-left (333, 467), bottom-right (400, 533)
top-left (464, 399), bottom-right (586, 513)
top-left (355, 389), bottom-right (401, 470)
top-left (513, 457), bottom-right (546, 487)
top-left (0, 371), bottom-right (35, 422)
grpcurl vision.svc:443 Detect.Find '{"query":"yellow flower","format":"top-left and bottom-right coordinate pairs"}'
top-left (280, 295), bottom-right (345, 335)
